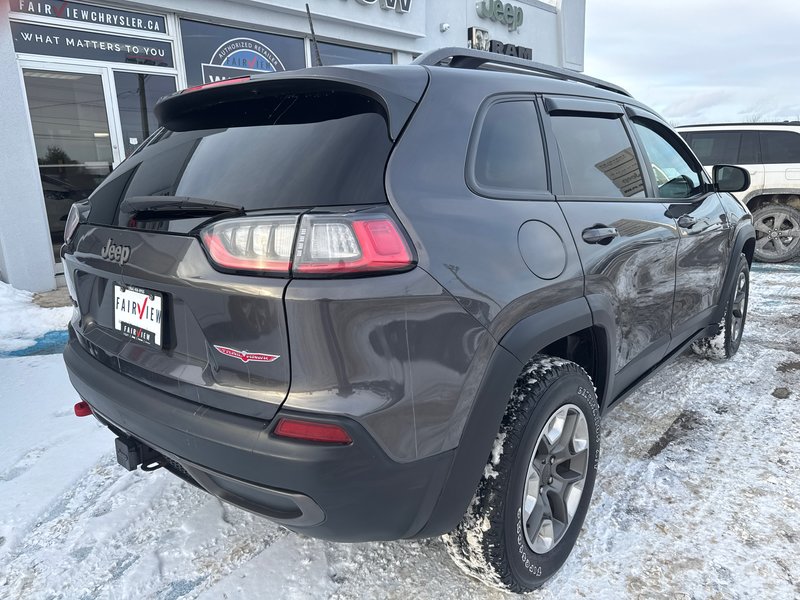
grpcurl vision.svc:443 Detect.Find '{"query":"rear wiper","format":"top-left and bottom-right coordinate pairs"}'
top-left (120, 196), bottom-right (244, 219)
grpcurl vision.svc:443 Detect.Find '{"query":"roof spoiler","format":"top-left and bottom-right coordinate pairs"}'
top-left (154, 66), bottom-right (429, 140)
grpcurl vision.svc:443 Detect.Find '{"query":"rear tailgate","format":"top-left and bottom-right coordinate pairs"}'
top-left (68, 225), bottom-right (288, 419)
top-left (63, 66), bottom-right (429, 420)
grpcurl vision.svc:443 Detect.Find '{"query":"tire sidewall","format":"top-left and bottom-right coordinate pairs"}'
top-left (501, 372), bottom-right (600, 588)
top-left (725, 256), bottom-right (750, 356)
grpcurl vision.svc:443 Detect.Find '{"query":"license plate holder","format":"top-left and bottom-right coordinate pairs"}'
top-left (113, 284), bottom-right (163, 347)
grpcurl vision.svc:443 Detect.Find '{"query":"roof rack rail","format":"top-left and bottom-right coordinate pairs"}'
top-left (412, 47), bottom-right (631, 98)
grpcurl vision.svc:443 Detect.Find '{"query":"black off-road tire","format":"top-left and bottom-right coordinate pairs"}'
top-left (691, 253), bottom-right (750, 360)
top-left (443, 355), bottom-right (601, 593)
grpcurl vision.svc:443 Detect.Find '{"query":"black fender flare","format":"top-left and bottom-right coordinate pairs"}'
top-left (412, 298), bottom-right (614, 538)
top-left (711, 224), bottom-right (756, 325)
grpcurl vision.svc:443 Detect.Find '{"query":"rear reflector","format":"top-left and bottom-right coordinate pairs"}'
top-left (74, 401), bottom-right (92, 417)
top-left (273, 418), bottom-right (352, 444)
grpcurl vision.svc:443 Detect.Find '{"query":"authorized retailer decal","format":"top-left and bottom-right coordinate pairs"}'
top-left (201, 37), bottom-right (285, 83)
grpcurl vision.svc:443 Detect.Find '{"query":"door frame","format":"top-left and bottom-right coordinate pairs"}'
top-left (17, 57), bottom-right (178, 271)
top-left (18, 57), bottom-right (179, 168)
top-left (19, 59), bottom-right (125, 167)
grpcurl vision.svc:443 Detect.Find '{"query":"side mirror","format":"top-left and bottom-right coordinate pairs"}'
top-left (713, 165), bottom-right (750, 193)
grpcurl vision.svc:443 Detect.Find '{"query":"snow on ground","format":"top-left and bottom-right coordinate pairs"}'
top-left (0, 283), bottom-right (72, 353)
top-left (0, 261), bottom-right (798, 600)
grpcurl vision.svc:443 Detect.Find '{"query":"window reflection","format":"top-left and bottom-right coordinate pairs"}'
top-left (22, 69), bottom-right (113, 261)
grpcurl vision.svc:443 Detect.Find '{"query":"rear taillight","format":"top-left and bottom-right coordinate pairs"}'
top-left (293, 215), bottom-right (413, 275)
top-left (199, 211), bottom-right (414, 277)
top-left (64, 203), bottom-right (81, 244)
top-left (200, 216), bottom-right (298, 274)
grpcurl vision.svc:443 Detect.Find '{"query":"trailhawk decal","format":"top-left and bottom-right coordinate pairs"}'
top-left (213, 345), bottom-right (280, 363)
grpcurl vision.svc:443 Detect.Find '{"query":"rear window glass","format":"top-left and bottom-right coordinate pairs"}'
top-left (87, 89), bottom-right (392, 225)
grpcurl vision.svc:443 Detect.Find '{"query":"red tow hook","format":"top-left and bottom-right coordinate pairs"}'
top-left (74, 401), bottom-right (92, 417)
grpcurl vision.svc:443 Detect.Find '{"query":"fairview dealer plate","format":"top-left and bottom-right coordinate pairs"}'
top-left (113, 284), bottom-right (163, 347)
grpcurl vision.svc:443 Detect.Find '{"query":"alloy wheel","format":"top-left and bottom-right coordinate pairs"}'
top-left (521, 404), bottom-right (590, 554)
top-left (731, 270), bottom-right (748, 342)
top-left (754, 210), bottom-right (800, 260)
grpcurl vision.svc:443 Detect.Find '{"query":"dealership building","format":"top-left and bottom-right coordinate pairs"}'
top-left (0, 0), bottom-right (586, 292)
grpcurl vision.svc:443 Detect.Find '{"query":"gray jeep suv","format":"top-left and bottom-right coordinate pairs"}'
top-left (62, 48), bottom-right (755, 592)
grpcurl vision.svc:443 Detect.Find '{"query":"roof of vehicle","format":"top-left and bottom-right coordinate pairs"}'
top-left (677, 122), bottom-right (800, 130)
top-left (155, 48), bottom-right (665, 132)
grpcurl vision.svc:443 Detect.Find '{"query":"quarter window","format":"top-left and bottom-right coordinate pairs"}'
top-left (760, 131), bottom-right (800, 164)
top-left (633, 121), bottom-right (702, 199)
top-left (472, 101), bottom-right (548, 194)
top-left (550, 115), bottom-right (645, 198)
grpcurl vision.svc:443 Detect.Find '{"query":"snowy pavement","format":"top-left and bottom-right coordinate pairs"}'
top-left (0, 262), bottom-right (798, 600)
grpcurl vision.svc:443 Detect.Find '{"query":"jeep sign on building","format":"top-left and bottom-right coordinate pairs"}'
top-left (0, 0), bottom-right (586, 291)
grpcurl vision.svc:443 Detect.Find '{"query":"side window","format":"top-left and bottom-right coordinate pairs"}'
top-left (760, 131), bottom-right (800, 164)
top-left (550, 115), bottom-right (645, 198)
top-left (682, 130), bottom-right (760, 165)
top-left (471, 100), bottom-right (548, 194)
top-left (739, 131), bottom-right (760, 164)
top-left (683, 131), bottom-right (740, 165)
top-left (633, 120), bottom-right (703, 199)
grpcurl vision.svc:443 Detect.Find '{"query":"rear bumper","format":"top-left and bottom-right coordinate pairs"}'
top-left (64, 335), bottom-right (453, 541)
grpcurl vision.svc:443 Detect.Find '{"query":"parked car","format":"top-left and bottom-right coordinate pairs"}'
top-left (61, 48), bottom-right (755, 593)
top-left (678, 123), bottom-right (800, 262)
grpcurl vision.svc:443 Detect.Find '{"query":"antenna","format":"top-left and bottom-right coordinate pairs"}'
top-left (305, 4), bottom-right (324, 67)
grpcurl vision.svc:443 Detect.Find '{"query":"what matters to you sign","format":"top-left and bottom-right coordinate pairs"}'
top-left (11, 22), bottom-right (174, 67)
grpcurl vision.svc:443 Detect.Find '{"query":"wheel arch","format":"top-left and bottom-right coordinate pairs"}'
top-left (744, 190), bottom-right (800, 211)
top-left (712, 224), bottom-right (756, 324)
top-left (412, 298), bottom-right (614, 538)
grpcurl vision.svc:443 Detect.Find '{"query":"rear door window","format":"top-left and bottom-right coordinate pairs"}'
top-left (760, 130), bottom-right (800, 164)
top-left (681, 130), bottom-right (760, 165)
top-left (550, 114), bottom-right (645, 198)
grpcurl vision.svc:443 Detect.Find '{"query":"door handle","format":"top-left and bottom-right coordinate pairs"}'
top-left (677, 215), bottom-right (697, 229)
top-left (581, 226), bottom-right (619, 244)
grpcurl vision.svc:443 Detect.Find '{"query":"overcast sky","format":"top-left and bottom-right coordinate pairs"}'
top-left (584, 0), bottom-right (800, 126)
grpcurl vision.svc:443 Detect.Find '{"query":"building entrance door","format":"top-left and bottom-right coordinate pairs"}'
top-left (20, 63), bottom-right (177, 264)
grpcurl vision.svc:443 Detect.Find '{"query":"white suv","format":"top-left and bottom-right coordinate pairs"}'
top-left (678, 123), bottom-right (800, 262)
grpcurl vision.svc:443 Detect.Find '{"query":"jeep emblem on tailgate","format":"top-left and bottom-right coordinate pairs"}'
top-left (100, 239), bottom-right (131, 265)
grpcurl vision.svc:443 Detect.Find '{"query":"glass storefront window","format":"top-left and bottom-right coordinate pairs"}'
top-left (22, 69), bottom-right (114, 261)
top-left (180, 20), bottom-right (306, 86)
top-left (317, 42), bottom-right (393, 66)
top-left (114, 72), bottom-right (176, 156)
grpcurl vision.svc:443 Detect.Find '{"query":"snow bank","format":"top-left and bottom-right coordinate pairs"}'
top-left (0, 282), bottom-right (73, 352)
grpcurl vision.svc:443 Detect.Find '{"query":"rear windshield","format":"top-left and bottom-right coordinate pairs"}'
top-left (88, 89), bottom-right (392, 225)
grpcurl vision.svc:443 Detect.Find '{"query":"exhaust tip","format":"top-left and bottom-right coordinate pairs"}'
top-left (74, 400), bottom-right (92, 417)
